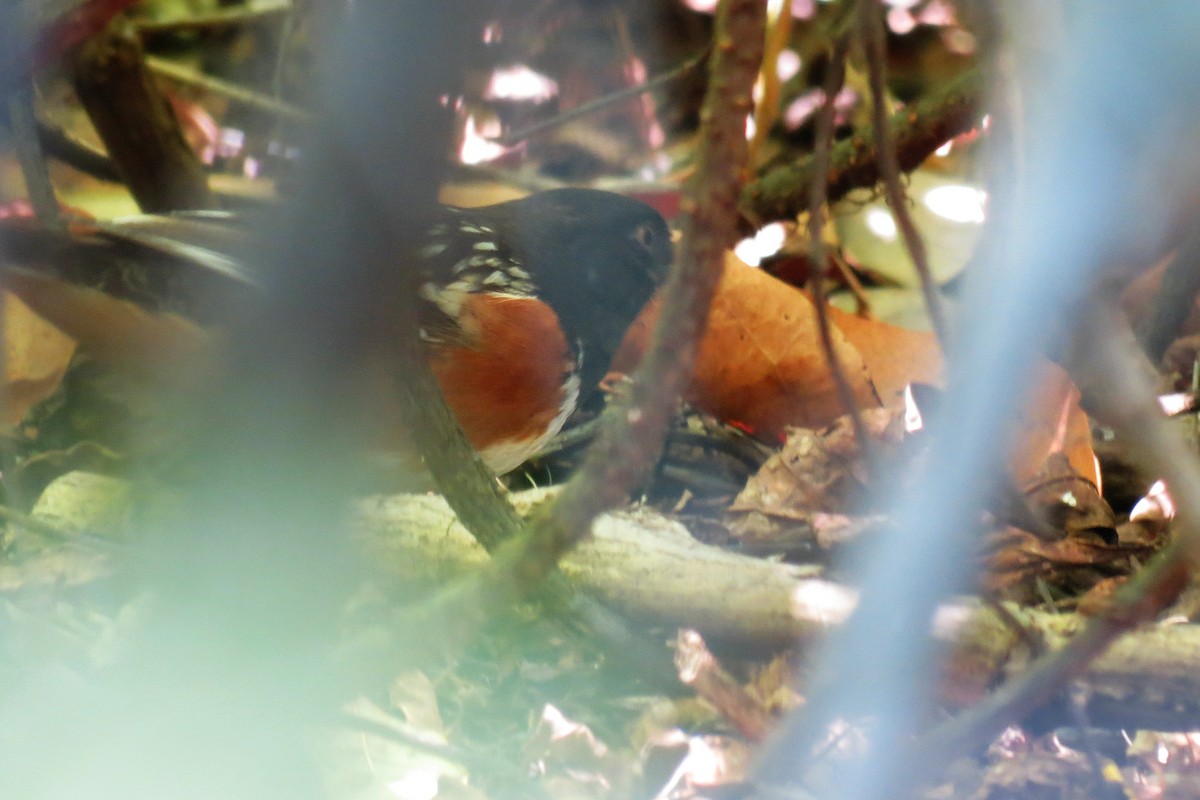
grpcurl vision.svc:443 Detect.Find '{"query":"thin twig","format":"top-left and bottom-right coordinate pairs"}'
top-left (536, 417), bottom-right (602, 459)
top-left (747, 0), bottom-right (793, 168)
top-left (830, 251), bottom-right (872, 313)
top-left (144, 54), bottom-right (310, 122)
top-left (7, 85), bottom-right (64, 230)
top-left (610, 7), bottom-right (660, 155)
top-left (133, 1), bottom-right (291, 34)
top-left (394, 341), bottom-right (526, 554)
top-left (269, 8), bottom-right (293, 100)
top-left (805, 36), bottom-right (874, 466)
top-left (858, 0), bottom-right (946, 343)
top-left (492, 50), bottom-right (708, 147)
top-left (35, 117), bottom-right (123, 182)
top-left (36, 116), bottom-right (272, 207)
top-left (676, 629), bottom-right (771, 742)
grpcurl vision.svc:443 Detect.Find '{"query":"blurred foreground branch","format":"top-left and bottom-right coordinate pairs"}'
top-left (752, 4), bottom-right (1200, 798)
top-left (509, 0), bottom-right (768, 580)
top-left (70, 24), bottom-right (214, 211)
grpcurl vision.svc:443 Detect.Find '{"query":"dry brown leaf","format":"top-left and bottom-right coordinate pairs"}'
top-left (1022, 452), bottom-right (1115, 539)
top-left (747, 654), bottom-right (803, 715)
top-left (614, 252), bottom-right (1097, 509)
top-left (2, 290), bottom-right (76, 424)
top-left (3, 269), bottom-right (217, 387)
top-left (525, 703), bottom-right (632, 798)
top-left (980, 525), bottom-right (1149, 603)
top-left (729, 407), bottom-right (902, 521)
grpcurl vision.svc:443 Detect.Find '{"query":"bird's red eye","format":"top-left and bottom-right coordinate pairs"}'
top-left (633, 222), bottom-right (657, 248)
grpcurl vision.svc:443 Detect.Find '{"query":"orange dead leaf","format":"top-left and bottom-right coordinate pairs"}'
top-left (613, 253), bottom-right (878, 439)
top-left (1120, 249), bottom-right (1196, 339)
top-left (1010, 360), bottom-right (1099, 488)
top-left (827, 315), bottom-right (1095, 488)
top-left (613, 251), bottom-right (1096, 498)
top-left (826, 305), bottom-right (944, 404)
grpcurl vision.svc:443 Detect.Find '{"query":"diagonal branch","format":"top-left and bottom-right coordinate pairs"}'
top-left (741, 67), bottom-right (983, 224)
top-left (509, 0), bottom-right (768, 582)
top-left (858, 0), bottom-right (946, 342)
top-left (805, 36), bottom-right (875, 462)
top-left (70, 24), bottom-right (215, 212)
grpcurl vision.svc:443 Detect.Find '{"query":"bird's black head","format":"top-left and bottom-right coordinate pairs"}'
top-left (473, 188), bottom-right (673, 392)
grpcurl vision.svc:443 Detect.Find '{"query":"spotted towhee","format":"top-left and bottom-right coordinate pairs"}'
top-left (417, 189), bottom-right (672, 472)
top-left (0, 188), bottom-right (673, 474)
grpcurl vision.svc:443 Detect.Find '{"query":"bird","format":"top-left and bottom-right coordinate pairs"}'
top-left (416, 189), bottom-right (673, 472)
top-left (0, 188), bottom-right (674, 474)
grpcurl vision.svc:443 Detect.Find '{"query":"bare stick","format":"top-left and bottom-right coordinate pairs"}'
top-left (134, 0), bottom-right (291, 34)
top-left (506, 0), bottom-right (768, 582)
top-left (676, 629), bottom-right (771, 742)
top-left (7, 85), bottom-right (63, 229)
top-left (393, 339), bottom-right (526, 554)
top-left (805, 36), bottom-right (874, 464)
top-left (144, 54), bottom-right (309, 122)
top-left (492, 50), bottom-right (708, 147)
top-left (35, 117), bottom-right (122, 182)
top-left (747, 0), bottom-right (794, 168)
top-left (858, 0), bottom-right (946, 343)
